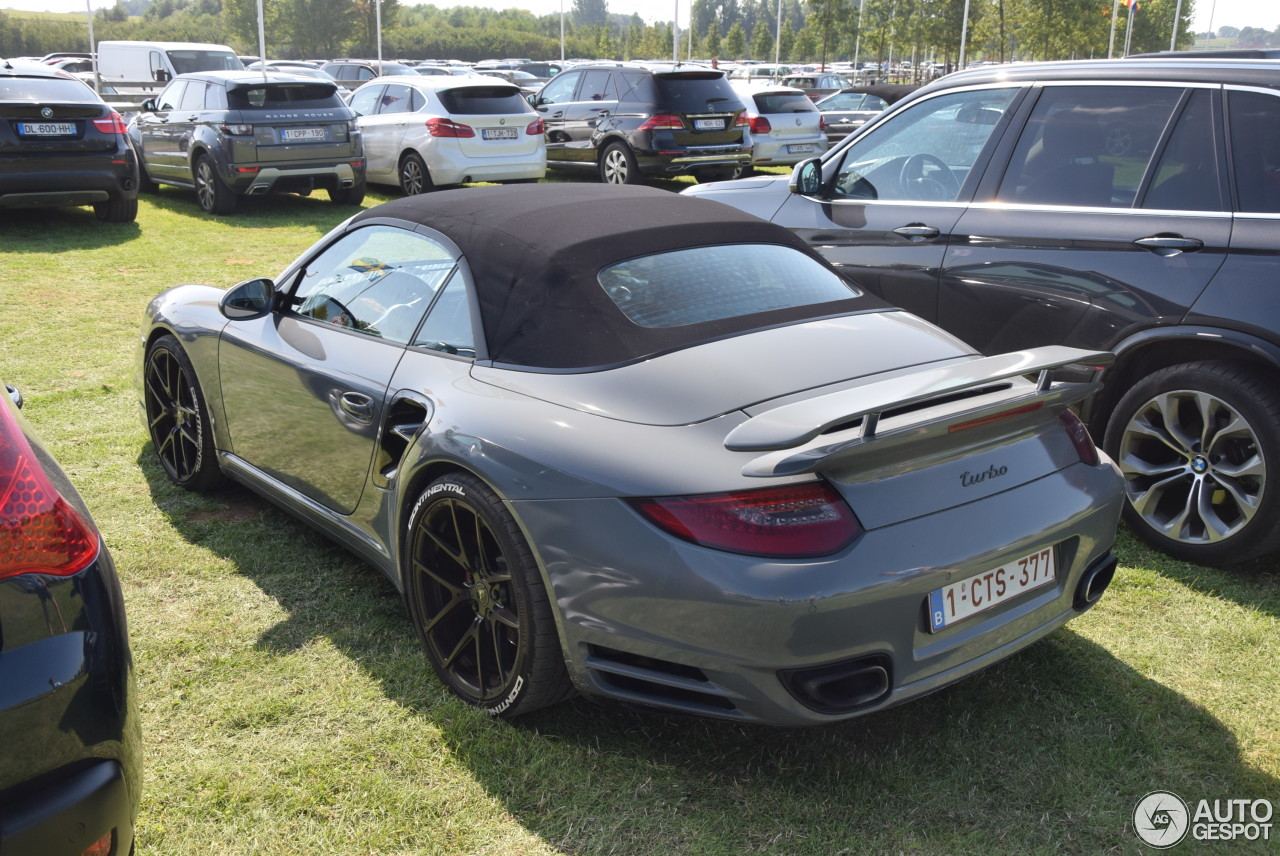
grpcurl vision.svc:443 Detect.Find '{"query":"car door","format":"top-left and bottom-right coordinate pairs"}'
top-left (938, 84), bottom-right (1230, 355)
top-left (217, 225), bottom-right (456, 514)
top-left (561, 69), bottom-right (618, 162)
top-left (171, 79), bottom-right (210, 176)
top-left (133, 78), bottom-right (186, 180)
top-left (1185, 87), bottom-right (1280, 336)
top-left (533, 69), bottom-right (582, 161)
top-left (354, 83), bottom-right (418, 179)
top-left (776, 86), bottom-right (1022, 323)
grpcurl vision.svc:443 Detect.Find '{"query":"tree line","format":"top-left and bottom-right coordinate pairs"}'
top-left (2, 0), bottom-right (1278, 67)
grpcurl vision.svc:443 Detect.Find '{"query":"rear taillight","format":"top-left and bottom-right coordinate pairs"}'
top-left (91, 111), bottom-right (128, 135)
top-left (1059, 409), bottom-right (1100, 466)
top-left (638, 113), bottom-right (684, 131)
top-left (219, 123), bottom-right (254, 136)
top-left (426, 117), bottom-right (475, 138)
top-left (819, 115), bottom-right (826, 131)
top-left (0, 402), bottom-right (98, 581)
top-left (734, 112), bottom-right (748, 128)
top-left (630, 482), bottom-right (862, 558)
top-left (749, 115), bottom-right (772, 134)
top-left (526, 118), bottom-right (544, 135)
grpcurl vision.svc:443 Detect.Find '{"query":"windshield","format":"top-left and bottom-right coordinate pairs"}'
top-left (167, 50), bottom-right (242, 74)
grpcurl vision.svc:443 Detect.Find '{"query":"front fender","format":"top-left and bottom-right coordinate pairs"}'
top-left (136, 284), bottom-right (232, 448)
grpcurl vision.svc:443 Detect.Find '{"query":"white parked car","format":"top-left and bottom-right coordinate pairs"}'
top-left (349, 76), bottom-right (546, 193)
top-left (730, 81), bottom-right (828, 173)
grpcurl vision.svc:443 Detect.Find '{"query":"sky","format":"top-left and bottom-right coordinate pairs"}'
top-left (3, 0), bottom-right (1276, 33)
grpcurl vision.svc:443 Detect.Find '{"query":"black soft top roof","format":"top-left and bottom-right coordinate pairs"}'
top-left (352, 184), bottom-right (868, 370)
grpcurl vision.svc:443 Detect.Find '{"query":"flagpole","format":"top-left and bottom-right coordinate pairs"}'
top-left (1170, 0), bottom-right (1184, 50)
top-left (1124, 1), bottom-right (1136, 56)
top-left (1108, 0), bottom-right (1120, 58)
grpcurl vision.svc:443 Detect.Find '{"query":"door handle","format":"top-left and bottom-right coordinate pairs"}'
top-left (1134, 234), bottom-right (1203, 255)
top-left (892, 224), bottom-right (940, 240)
top-left (339, 392), bottom-right (374, 424)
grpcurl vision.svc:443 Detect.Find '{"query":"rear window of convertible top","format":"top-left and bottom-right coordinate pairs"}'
top-left (598, 243), bottom-right (859, 329)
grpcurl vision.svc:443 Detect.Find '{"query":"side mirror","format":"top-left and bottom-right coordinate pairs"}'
top-left (220, 278), bottom-right (275, 320)
top-left (142, 98), bottom-right (158, 112)
top-left (790, 158), bottom-right (824, 196)
top-left (153, 69), bottom-right (171, 83)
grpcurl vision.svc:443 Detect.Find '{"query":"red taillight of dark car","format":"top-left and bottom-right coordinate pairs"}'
top-left (91, 111), bottom-right (129, 135)
top-left (638, 113), bottom-right (685, 131)
top-left (426, 118), bottom-right (476, 138)
top-left (0, 401), bottom-right (98, 581)
top-left (631, 482), bottom-right (862, 558)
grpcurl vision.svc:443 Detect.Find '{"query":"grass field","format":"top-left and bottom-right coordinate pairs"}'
top-left (2, 184), bottom-right (1278, 855)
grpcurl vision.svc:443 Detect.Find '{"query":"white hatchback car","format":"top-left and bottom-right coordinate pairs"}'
top-left (349, 76), bottom-right (546, 193)
top-left (730, 81), bottom-right (828, 173)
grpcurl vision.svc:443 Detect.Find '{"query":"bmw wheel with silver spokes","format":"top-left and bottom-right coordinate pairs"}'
top-left (1105, 361), bottom-right (1280, 565)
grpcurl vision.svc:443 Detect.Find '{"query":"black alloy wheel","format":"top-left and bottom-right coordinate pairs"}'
top-left (1104, 360), bottom-right (1280, 565)
top-left (143, 335), bottom-right (223, 491)
top-left (405, 473), bottom-right (572, 717)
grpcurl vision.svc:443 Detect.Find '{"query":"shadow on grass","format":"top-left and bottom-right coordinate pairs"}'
top-left (1116, 528), bottom-right (1280, 621)
top-left (135, 184), bottom-right (389, 226)
top-left (139, 461), bottom-right (1279, 855)
top-left (0, 205), bottom-right (142, 250)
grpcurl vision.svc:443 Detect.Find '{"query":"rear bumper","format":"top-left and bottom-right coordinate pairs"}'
top-left (0, 761), bottom-right (134, 856)
top-left (224, 158), bottom-right (363, 195)
top-left (423, 147), bottom-right (547, 186)
top-left (514, 457), bottom-right (1124, 726)
top-left (0, 151), bottom-right (138, 209)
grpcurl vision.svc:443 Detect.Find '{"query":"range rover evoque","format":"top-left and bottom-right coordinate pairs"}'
top-left (128, 70), bottom-right (365, 215)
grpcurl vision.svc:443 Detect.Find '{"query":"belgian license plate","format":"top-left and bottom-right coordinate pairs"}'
top-left (482, 127), bottom-right (518, 140)
top-left (694, 118), bottom-right (725, 131)
top-left (282, 127), bottom-right (325, 142)
top-left (927, 547), bottom-right (1056, 633)
top-left (788, 144), bottom-right (816, 154)
top-left (19, 122), bottom-right (76, 136)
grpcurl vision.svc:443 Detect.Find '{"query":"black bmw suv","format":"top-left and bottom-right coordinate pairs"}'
top-left (532, 63), bottom-right (751, 185)
top-left (0, 59), bottom-right (139, 223)
top-left (0, 386), bottom-right (139, 855)
top-left (687, 56), bottom-right (1280, 566)
top-left (129, 70), bottom-right (365, 215)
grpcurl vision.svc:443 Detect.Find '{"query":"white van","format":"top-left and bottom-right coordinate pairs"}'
top-left (96, 41), bottom-right (241, 85)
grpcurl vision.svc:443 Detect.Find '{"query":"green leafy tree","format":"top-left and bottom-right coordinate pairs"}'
top-left (724, 19), bottom-right (746, 57)
top-left (750, 19), bottom-right (773, 58)
top-left (573, 0), bottom-right (608, 29)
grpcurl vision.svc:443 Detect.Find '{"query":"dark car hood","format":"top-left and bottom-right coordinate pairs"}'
top-left (471, 311), bottom-right (973, 426)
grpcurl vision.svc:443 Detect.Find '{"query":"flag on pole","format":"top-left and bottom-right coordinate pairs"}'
top-left (1123, 0), bottom-right (1139, 8)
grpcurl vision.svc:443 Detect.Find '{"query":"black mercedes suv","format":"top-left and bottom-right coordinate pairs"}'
top-left (129, 70), bottom-right (365, 215)
top-left (686, 56), bottom-right (1280, 566)
top-left (531, 63), bottom-right (751, 185)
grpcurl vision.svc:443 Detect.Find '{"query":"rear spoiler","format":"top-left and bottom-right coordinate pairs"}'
top-left (725, 346), bottom-right (1112, 477)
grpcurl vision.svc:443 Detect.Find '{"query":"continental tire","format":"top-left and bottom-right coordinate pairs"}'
top-left (405, 473), bottom-right (574, 716)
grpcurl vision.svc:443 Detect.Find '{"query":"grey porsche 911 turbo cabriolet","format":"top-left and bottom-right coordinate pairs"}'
top-left (137, 183), bottom-right (1123, 725)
